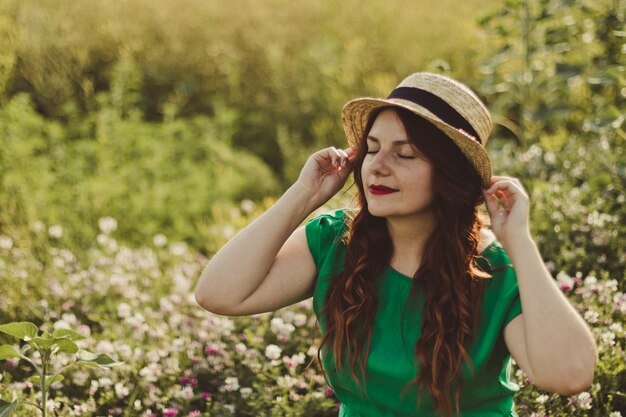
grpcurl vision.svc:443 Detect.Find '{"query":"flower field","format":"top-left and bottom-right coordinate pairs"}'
top-left (1, 200), bottom-right (624, 416)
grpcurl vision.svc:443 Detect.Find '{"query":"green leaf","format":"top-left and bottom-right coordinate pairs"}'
top-left (45, 374), bottom-right (65, 390)
top-left (55, 339), bottom-right (79, 354)
top-left (76, 350), bottom-right (124, 369)
top-left (30, 337), bottom-right (55, 349)
top-left (52, 328), bottom-right (86, 341)
top-left (0, 399), bottom-right (18, 417)
top-left (0, 345), bottom-right (22, 360)
top-left (0, 322), bottom-right (38, 341)
top-left (28, 374), bottom-right (65, 390)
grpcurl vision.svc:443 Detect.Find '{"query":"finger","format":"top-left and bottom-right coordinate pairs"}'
top-left (331, 147), bottom-right (342, 167)
top-left (483, 190), bottom-right (499, 218)
top-left (338, 149), bottom-right (350, 167)
top-left (489, 176), bottom-right (527, 194)
top-left (484, 179), bottom-right (521, 196)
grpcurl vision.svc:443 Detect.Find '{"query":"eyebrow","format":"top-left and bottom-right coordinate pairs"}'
top-left (366, 135), bottom-right (411, 145)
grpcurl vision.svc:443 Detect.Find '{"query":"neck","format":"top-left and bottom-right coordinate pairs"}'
top-left (385, 211), bottom-right (437, 263)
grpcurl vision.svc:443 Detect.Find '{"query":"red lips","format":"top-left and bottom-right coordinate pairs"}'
top-left (369, 184), bottom-right (398, 194)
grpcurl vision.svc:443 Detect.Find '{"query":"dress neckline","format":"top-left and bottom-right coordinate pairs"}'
top-left (387, 240), bottom-right (499, 281)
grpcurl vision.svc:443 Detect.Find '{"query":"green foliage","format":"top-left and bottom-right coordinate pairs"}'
top-left (0, 0), bottom-right (498, 181)
top-left (0, 321), bottom-right (122, 417)
top-left (477, 0), bottom-right (626, 289)
top-left (0, 89), bottom-right (279, 254)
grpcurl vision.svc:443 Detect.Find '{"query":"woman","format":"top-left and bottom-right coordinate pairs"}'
top-left (194, 72), bottom-right (597, 417)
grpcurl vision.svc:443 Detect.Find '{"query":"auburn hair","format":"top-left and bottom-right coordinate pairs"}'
top-left (314, 106), bottom-right (495, 417)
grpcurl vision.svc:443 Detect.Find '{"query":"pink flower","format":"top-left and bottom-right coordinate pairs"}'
top-left (201, 392), bottom-right (212, 399)
top-left (327, 388), bottom-right (334, 397)
top-left (204, 347), bottom-right (219, 355)
top-left (188, 412), bottom-right (201, 417)
top-left (179, 375), bottom-right (198, 388)
top-left (163, 408), bottom-right (178, 417)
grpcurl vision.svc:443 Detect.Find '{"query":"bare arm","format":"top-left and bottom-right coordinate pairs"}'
top-left (194, 146), bottom-right (356, 314)
top-left (484, 176), bottom-right (597, 395)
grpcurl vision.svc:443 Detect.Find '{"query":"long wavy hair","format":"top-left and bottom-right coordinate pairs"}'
top-left (314, 106), bottom-right (495, 417)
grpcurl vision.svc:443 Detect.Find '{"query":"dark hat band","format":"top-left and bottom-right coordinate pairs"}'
top-left (387, 87), bottom-right (481, 143)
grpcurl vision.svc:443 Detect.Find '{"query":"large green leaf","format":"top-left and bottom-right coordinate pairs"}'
top-left (76, 350), bottom-right (124, 369)
top-left (0, 322), bottom-right (38, 341)
top-left (0, 345), bottom-right (22, 360)
top-left (55, 338), bottom-right (79, 354)
top-left (0, 399), bottom-right (17, 417)
top-left (52, 328), bottom-right (86, 341)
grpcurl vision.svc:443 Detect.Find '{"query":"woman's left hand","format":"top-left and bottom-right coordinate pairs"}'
top-left (482, 175), bottom-right (531, 247)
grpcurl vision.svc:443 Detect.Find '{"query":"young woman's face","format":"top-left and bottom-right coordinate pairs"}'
top-left (361, 108), bottom-right (435, 220)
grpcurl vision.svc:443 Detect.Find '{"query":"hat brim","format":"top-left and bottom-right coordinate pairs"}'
top-left (342, 97), bottom-right (492, 189)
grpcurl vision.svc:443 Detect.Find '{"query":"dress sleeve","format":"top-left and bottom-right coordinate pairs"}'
top-left (503, 270), bottom-right (523, 327)
top-left (479, 242), bottom-right (524, 328)
top-left (304, 209), bottom-right (348, 273)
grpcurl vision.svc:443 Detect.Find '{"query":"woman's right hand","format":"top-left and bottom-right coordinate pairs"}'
top-left (295, 146), bottom-right (357, 207)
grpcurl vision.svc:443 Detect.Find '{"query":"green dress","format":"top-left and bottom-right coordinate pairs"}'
top-left (305, 208), bottom-right (523, 417)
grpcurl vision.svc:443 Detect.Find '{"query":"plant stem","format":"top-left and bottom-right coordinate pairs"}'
top-left (20, 400), bottom-right (43, 411)
top-left (41, 350), bottom-right (47, 417)
top-left (50, 363), bottom-right (75, 380)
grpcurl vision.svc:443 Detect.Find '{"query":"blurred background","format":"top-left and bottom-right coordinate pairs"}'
top-left (0, 0), bottom-right (625, 415)
top-left (0, 0), bottom-right (623, 273)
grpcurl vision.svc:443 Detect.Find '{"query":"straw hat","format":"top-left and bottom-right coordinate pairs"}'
top-left (342, 72), bottom-right (493, 189)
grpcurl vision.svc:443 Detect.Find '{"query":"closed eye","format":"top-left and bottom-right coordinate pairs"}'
top-left (366, 150), bottom-right (415, 159)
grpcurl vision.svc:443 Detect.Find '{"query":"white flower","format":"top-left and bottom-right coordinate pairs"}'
top-left (601, 331), bottom-right (616, 347)
top-left (98, 217), bottom-right (118, 234)
top-left (176, 385), bottom-right (194, 400)
top-left (265, 344), bottom-right (282, 360)
top-left (117, 303), bottom-right (132, 318)
top-left (153, 234), bottom-right (167, 247)
top-left (277, 375), bottom-right (298, 389)
top-left (170, 242), bottom-right (188, 256)
top-left (115, 382), bottom-right (130, 399)
top-left (71, 404), bottom-right (89, 416)
top-left (570, 391), bottom-right (592, 409)
top-left (221, 377), bottom-right (240, 392)
top-left (609, 412), bottom-right (622, 417)
top-left (240, 199), bottom-right (256, 214)
top-left (240, 387), bottom-right (253, 399)
top-left (235, 343), bottom-right (247, 355)
top-left (293, 313), bottom-right (307, 327)
top-left (48, 225), bottom-right (63, 239)
top-left (0, 235), bottom-right (13, 250)
top-left (583, 309), bottom-right (599, 324)
top-left (584, 276), bottom-right (598, 287)
top-left (98, 377), bottom-right (113, 388)
top-left (270, 317), bottom-right (295, 338)
top-left (72, 370), bottom-right (89, 386)
top-left (45, 399), bottom-right (61, 412)
top-left (536, 394), bottom-right (549, 404)
top-left (33, 221), bottom-right (45, 232)
top-left (556, 271), bottom-right (575, 291)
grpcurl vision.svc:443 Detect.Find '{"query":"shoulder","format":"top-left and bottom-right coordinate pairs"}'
top-left (305, 207), bottom-right (355, 233)
top-left (304, 207), bottom-right (355, 272)
top-left (476, 229), bottom-right (514, 272)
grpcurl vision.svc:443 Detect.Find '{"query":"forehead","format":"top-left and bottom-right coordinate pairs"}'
top-left (367, 109), bottom-right (409, 144)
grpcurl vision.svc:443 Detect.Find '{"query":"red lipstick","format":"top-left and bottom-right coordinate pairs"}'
top-left (369, 184), bottom-right (398, 195)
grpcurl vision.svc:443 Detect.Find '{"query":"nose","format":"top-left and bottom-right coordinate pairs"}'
top-left (365, 150), bottom-right (392, 176)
